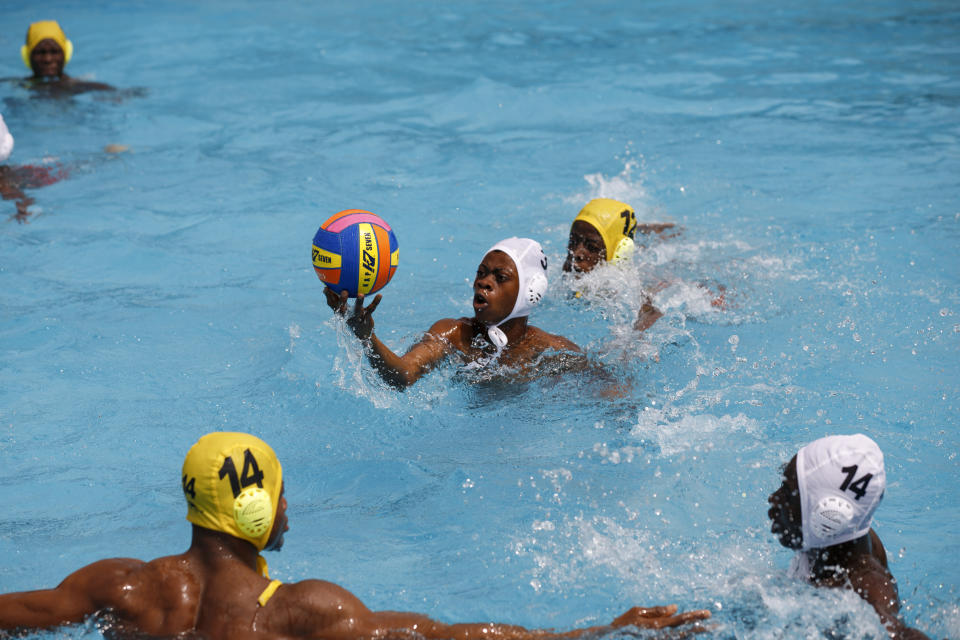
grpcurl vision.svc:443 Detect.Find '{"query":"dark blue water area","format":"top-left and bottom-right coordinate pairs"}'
top-left (1, 1), bottom-right (958, 638)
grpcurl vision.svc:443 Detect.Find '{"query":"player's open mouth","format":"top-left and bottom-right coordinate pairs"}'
top-left (473, 292), bottom-right (488, 309)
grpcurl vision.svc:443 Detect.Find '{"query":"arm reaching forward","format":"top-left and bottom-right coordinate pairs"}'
top-left (326, 288), bottom-right (457, 389)
top-left (0, 558), bottom-right (144, 631)
top-left (286, 579), bottom-right (710, 640)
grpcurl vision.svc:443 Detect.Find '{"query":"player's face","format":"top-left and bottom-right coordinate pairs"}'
top-left (473, 251), bottom-right (519, 325)
top-left (264, 485), bottom-right (289, 552)
top-left (30, 39), bottom-right (65, 78)
top-left (768, 456), bottom-right (803, 550)
top-left (563, 221), bottom-right (606, 273)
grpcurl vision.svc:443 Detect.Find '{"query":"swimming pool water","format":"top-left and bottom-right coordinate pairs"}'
top-left (1, 1), bottom-right (958, 638)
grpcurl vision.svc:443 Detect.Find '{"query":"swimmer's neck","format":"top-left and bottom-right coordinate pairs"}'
top-left (31, 74), bottom-right (69, 82)
top-left (807, 533), bottom-right (872, 581)
top-left (480, 316), bottom-right (529, 347)
top-left (188, 525), bottom-right (261, 571)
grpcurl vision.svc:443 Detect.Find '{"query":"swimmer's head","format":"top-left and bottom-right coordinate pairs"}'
top-left (474, 238), bottom-right (548, 350)
top-left (182, 432), bottom-right (284, 554)
top-left (563, 198), bottom-right (637, 273)
top-left (769, 434), bottom-right (886, 551)
top-left (483, 237), bottom-right (548, 324)
top-left (0, 114), bottom-right (13, 164)
top-left (768, 455), bottom-right (803, 550)
top-left (796, 434), bottom-right (885, 550)
top-left (22, 21), bottom-right (73, 78)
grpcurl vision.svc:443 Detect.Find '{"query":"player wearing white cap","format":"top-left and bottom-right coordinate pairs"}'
top-left (327, 237), bottom-right (580, 388)
top-left (767, 434), bottom-right (929, 639)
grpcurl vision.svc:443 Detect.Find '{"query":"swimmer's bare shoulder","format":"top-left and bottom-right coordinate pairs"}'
top-left (844, 558), bottom-right (926, 640)
top-left (83, 555), bottom-right (206, 630)
top-left (812, 532), bottom-right (928, 640)
top-left (0, 557), bottom-right (147, 629)
top-left (494, 327), bottom-right (582, 372)
top-left (427, 317), bottom-right (476, 353)
top-left (868, 529), bottom-right (889, 568)
top-left (525, 326), bottom-right (581, 353)
top-left (258, 579), bottom-right (375, 638)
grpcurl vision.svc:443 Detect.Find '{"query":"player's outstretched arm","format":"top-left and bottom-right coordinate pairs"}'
top-left (294, 581), bottom-right (709, 640)
top-left (0, 558), bottom-right (142, 632)
top-left (326, 287), bottom-right (456, 388)
top-left (363, 603), bottom-right (710, 640)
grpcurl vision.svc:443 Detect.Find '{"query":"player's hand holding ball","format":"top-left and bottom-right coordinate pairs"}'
top-left (313, 209), bottom-right (398, 340)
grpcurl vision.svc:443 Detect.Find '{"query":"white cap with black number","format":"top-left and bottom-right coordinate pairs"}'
top-left (797, 433), bottom-right (886, 550)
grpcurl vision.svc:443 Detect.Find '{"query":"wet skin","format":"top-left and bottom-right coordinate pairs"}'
top-left (562, 220), bottom-right (665, 332)
top-left (765, 454), bottom-right (929, 639)
top-left (23, 38), bottom-right (118, 96)
top-left (0, 464), bottom-right (711, 640)
top-left (472, 250), bottom-right (520, 325)
top-left (326, 250), bottom-right (581, 387)
top-left (263, 487), bottom-right (289, 551)
top-left (30, 39), bottom-right (65, 78)
top-left (563, 220), bottom-right (606, 273)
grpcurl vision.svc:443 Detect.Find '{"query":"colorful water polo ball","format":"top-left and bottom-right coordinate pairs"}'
top-left (312, 209), bottom-right (399, 298)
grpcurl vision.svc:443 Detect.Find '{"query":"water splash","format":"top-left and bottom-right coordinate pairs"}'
top-left (563, 158), bottom-right (657, 220)
top-left (328, 315), bottom-right (402, 410)
top-left (631, 409), bottom-right (761, 457)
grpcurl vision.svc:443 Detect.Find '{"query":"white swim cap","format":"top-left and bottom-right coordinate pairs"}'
top-left (0, 114), bottom-right (13, 163)
top-left (483, 237), bottom-right (548, 351)
top-left (796, 434), bottom-right (885, 550)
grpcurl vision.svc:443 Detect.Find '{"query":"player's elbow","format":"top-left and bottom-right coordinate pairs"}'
top-left (381, 366), bottom-right (420, 390)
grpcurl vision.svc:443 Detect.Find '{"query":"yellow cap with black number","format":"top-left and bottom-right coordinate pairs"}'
top-left (182, 432), bottom-right (283, 553)
top-left (573, 198), bottom-right (637, 263)
top-left (21, 21), bottom-right (74, 70)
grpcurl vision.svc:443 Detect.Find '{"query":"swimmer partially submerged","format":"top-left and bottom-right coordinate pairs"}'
top-left (563, 198), bottom-right (725, 331)
top-left (327, 237), bottom-right (580, 388)
top-left (20, 21), bottom-right (115, 95)
top-left (0, 112), bottom-right (69, 223)
top-left (767, 435), bottom-right (930, 640)
top-left (563, 198), bottom-right (674, 331)
top-left (0, 431), bottom-right (711, 638)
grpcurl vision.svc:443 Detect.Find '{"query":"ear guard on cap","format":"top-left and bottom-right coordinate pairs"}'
top-left (808, 495), bottom-right (855, 540)
top-left (234, 487), bottom-right (274, 538)
top-left (21, 39), bottom-right (73, 70)
top-left (610, 237), bottom-right (636, 264)
top-left (524, 272), bottom-right (548, 306)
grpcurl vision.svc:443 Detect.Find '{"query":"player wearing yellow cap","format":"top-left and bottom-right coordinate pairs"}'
top-left (562, 198), bottom-right (677, 331)
top-left (22, 21), bottom-right (73, 79)
top-left (21, 21), bottom-right (113, 94)
top-left (0, 431), bottom-right (710, 639)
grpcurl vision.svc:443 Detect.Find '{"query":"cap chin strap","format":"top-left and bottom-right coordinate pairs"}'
top-left (485, 271), bottom-right (547, 358)
top-left (256, 555), bottom-right (270, 578)
top-left (486, 325), bottom-right (509, 352)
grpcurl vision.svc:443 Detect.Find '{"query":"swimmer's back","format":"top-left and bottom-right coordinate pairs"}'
top-left (68, 554), bottom-right (376, 640)
top-left (37, 553), bottom-right (288, 639)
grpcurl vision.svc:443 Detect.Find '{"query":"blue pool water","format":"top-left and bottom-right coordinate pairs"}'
top-left (1, 1), bottom-right (958, 638)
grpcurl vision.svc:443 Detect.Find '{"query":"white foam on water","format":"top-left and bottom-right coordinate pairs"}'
top-left (563, 159), bottom-right (656, 221)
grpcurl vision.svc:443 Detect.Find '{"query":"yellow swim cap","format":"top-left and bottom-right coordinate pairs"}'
top-left (573, 198), bottom-right (638, 263)
top-left (21, 21), bottom-right (74, 71)
top-left (182, 432), bottom-right (283, 553)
